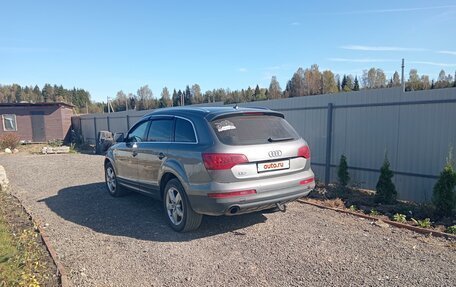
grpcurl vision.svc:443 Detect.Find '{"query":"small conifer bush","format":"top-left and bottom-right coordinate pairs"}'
top-left (432, 151), bottom-right (456, 217)
top-left (375, 155), bottom-right (397, 204)
top-left (337, 154), bottom-right (350, 187)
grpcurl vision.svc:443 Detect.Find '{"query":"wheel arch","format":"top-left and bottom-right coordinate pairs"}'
top-left (160, 172), bottom-right (179, 200)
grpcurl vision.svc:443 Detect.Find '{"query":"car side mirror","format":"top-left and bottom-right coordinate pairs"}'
top-left (114, 132), bottom-right (125, 143)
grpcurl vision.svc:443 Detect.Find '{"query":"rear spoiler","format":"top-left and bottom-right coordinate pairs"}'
top-left (206, 110), bottom-right (284, 121)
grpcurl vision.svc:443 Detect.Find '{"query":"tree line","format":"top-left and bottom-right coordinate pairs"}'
top-left (1, 65), bottom-right (455, 113)
top-left (0, 84), bottom-right (103, 113)
top-left (111, 65), bottom-right (456, 111)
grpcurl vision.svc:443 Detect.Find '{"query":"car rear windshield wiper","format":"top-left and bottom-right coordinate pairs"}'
top-left (267, 137), bottom-right (294, 143)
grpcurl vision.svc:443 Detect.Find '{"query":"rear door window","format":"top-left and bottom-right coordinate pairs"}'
top-left (211, 115), bottom-right (299, 145)
top-left (175, 118), bottom-right (196, 143)
top-left (147, 119), bottom-right (174, 142)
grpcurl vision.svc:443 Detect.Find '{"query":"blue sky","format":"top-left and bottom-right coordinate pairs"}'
top-left (1, 1), bottom-right (455, 102)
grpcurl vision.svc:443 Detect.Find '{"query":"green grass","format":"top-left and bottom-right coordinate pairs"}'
top-left (0, 212), bottom-right (23, 286)
top-left (0, 215), bottom-right (18, 266)
top-left (0, 193), bottom-right (49, 287)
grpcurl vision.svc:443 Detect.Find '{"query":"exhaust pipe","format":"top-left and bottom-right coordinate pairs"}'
top-left (276, 202), bottom-right (287, 212)
top-left (228, 206), bottom-right (240, 214)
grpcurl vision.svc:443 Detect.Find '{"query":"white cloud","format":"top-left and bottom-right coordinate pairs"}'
top-left (328, 58), bottom-right (397, 63)
top-left (239, 68), bottom-right (247, 72)
top-left (264, 64), bottom-right (292, 71)
top-left (327, 5), bottom-right (456, 15)
top-left (408, 61), bottom-right (456, 67)
top-left (438, 50), bottom-right (456, 56)
top-left (341, 45), bottom-right (426, 52)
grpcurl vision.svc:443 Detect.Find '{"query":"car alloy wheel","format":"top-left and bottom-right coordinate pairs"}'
top-left (106, 165), bottom-right (116, 194)
top-left (165, 187), bottom-right (184, 226)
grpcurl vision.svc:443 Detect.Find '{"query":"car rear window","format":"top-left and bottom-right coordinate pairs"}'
top-left (211, 115), bottom-right (299, 145)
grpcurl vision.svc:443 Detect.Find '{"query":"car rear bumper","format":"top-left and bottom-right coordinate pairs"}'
top-left (187, 170), bottom-right (315, 216)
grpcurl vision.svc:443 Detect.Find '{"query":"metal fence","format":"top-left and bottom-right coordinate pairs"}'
top-left (73, 87), bottom-right (456, 202)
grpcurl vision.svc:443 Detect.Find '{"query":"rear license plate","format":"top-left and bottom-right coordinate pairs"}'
top-left (257, 160), bottom-right (290, 172)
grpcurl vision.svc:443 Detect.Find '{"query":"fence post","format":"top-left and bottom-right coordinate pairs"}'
top-left (325, 103), bottom-right (334, 185)
top-left (93, 117), bottom-right (97, 145)
top-left (107, 116), bottom-right (111, 131)
top-left (126, 114), bottom-right (130, 130)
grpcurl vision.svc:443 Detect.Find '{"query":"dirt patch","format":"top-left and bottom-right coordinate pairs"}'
top-left (0, 190), bottom-right (60, 286)
top-left (309, 184), bottom-right (455, 234)
top-left (16, 143), bottom-right (48, 154)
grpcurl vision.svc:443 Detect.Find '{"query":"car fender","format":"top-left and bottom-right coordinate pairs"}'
top-left (104, 149), bottom-right (117, 174)
top-left (159, 158), bottom-right (190, 192)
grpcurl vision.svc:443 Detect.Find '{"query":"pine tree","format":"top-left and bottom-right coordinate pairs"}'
top-left (341, 75), bottom-right (347, 91)
top-left (337, 155), bottom-right (350, 187)
top-left (254, 85), bottom-right (261, 101)
top-left (375, 155), bottom-right (397, 204)
top-left (432, 151), bottom-right (456, 217)
top-left (184, 85), bottom-right (192, 105)
top-left (353, 76), bottom-right (360, 91)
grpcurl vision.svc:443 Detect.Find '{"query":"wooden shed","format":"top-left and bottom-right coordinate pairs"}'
top-left (0, 102), bottom-right (74, 142)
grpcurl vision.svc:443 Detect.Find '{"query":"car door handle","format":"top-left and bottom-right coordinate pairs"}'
top-left (158, 152), bottom-right (166, 160)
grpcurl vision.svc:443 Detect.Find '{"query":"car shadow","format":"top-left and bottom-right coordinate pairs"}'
top-left (40, 183), bottom-right (268, 242)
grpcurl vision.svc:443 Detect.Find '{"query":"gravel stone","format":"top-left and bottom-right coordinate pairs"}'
top-left (1, 153), bottom-right (455, 287)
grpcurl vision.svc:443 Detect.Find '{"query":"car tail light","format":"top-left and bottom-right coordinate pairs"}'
top-left (298, 145), bottom-right (310, 159)
top-left (202, 153), bottom-right (248, 170)
top-left (208, 189), bottom-right (256, 198)
top-left (300, 177), bottom-right (315, 185)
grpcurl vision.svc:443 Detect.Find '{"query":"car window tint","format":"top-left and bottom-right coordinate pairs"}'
top-left (211, 115), bottom-right (299, 145)
top-left (175, 118), bottom-right (196, 143)
top-left (147, 119), bottom-right (173, 142)
top-left (127, 121), bottom-right (149, 142)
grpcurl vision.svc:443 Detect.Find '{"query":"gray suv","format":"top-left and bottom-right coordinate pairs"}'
top-left (104, 106), bottom-right (315, 231)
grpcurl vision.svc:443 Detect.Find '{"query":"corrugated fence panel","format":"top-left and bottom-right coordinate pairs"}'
top-left (73, 88), bottom-right (456, 202)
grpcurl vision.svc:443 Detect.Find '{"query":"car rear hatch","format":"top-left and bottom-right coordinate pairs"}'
top-left (203, 112), bottom-right (311, 183)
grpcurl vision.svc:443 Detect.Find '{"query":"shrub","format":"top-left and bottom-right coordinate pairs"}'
top-left (47, 139), bottom-right (63, 147)
top-left (0, 133), bottom-right (20, 150)
top-left (446, 225), bottom-right (456, 234)
top-left (337, 154), bottom-right (350, 187)
top-left (375, 155), bottom-right (397, 204)
top-left (392, 213), bottom-right (407, 223)
top-left (432, 151), bottom-right (456, 217)
top-left (369, 209), bottom-right (380, 216)
top-left (412, 218), bottom-right (431, 228)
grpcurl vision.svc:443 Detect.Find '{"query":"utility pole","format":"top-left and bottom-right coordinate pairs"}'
top-left (401, 58), bottom-right (405, 92)
top-left (107, 96), bottom-right (110, 113)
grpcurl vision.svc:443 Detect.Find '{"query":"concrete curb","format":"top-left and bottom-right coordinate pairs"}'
top-left (297, 199), bottom-right (456, 241)
top-left (0, 165), bottom-right (71, 287)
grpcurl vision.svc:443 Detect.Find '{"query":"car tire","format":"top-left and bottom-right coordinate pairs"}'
top-left (163, 179), bottom-right (202, 232)
top-left (105, 162), bottom-right (128, 197)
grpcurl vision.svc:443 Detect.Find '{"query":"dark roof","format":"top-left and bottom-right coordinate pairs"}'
top-left (143, 106), bottom-right (283, 121)
top-left (0, 102), bottom-right (75, 108)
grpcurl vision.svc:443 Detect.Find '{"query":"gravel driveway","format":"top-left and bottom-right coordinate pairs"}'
top-left (1, 153), bottom-right (454, 286)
